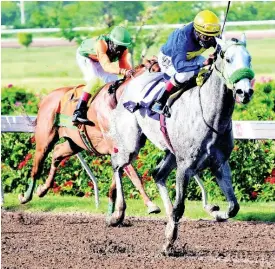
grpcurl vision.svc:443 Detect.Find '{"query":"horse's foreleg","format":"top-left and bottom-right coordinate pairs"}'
top-left (124, 164), bottom-right (161, 214)
top-left (162, 161), bottom-right (190, 255)
top-left (37, 140), bottom-right (78, 198)
top-left (210, 161), bottom-right (240, 221)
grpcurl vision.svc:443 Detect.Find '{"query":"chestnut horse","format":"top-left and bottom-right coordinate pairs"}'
top-left (19, 59), bottom-right (161, 214)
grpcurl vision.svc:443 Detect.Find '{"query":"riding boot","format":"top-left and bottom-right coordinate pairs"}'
top-left (72, 92), bottom-right (94, 126)
top-left (151, 80), bottom-right (176, 115)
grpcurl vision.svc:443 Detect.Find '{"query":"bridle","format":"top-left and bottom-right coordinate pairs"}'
top-left (199, 39), bottom-right (254, 135)
top-left (213, 40), bottom-right (255, 94)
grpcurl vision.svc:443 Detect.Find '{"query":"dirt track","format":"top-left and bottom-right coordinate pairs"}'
top-left (2, 211), bottom-right (275, 269)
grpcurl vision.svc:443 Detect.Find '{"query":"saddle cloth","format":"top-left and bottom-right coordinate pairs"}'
top-left (123, 74), bottom-right (165, 120)
top-left (123, 70), bottom-right (198, 121)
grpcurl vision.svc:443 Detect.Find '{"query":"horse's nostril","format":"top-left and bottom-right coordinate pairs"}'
top-left (236, 89), bottom-right (243, 95)
top-left (249, 89), bottom-right (254, 96)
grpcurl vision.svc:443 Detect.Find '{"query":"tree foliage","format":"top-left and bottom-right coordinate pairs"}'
top-left (2, 1), bottom-right (275, 28)
top-left (17, 32), bottom-right (33, 48)
top-left (1, 1), bottom-right (20, 26)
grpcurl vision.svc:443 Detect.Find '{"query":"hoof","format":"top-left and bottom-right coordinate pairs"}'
top-left (18, 194), bottom-right (31, 204)
top-left (106, 216), bottom-right (122, 227)
top-left (161, 244), bottom-right (173, 256)
top-left (211, 204), bottom-right (220, 211)
top-left (106, 212), bottom-right (125, 227)
top-left (36, 185), bottom-right (48, 198)
top-left (213, 211), bottom-right (228, 222)
top-left (205, 204), bottom-right (220, 213)
top-left (148, 205), bottom-right (161, 214)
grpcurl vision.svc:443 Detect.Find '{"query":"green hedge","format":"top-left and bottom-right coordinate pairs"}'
top-left (1, 82), bottom-right (275, 202)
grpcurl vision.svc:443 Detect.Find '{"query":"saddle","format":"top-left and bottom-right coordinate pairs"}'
top-left (55, 85), bottom-right (102, 155)
top-left (108, 78), bottom-right (125, 95)
top-left (59, 84), bottom-right (89, 118)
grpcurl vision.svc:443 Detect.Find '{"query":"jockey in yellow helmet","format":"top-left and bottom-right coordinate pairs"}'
top-left (73, 26), bottom-right (134, 125)
top-left (152, 10), bottom-right (221, 115)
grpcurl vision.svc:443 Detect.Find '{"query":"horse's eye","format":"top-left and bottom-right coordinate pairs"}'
top-left (226, 58), bottom-right (231, 63)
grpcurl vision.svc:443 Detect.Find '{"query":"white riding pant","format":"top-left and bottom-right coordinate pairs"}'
top-left (158, 51), bottom-right (205, 84)
top-left (76, 48), bottom-right (118, 84)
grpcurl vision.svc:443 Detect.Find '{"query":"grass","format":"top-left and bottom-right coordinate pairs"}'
top-left (1, 38), bottom-right (275, 91)
top-left (1, 46), bottom-right (83, 91)
top-left (3, 193), bottom-right (275, 222)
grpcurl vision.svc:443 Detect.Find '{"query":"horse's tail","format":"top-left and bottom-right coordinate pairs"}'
top-left (18, 105), bottom-right (37, 127)
top-left (26, 114), bottom-right (37, 127)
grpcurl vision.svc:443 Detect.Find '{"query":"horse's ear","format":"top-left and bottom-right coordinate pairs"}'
top-left (240, 33), bottom-right (247, 47)
top-left (215, 37), bottom-right (226, 49)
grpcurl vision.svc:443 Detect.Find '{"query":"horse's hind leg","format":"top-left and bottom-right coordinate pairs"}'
top-left (210, 161), bottom-right (240, 221)
top-left (124, 164), bottom-right (161, 214)
top-left (107, 175), bottom-right (117, 216)
top-left (163, 160), bottom-right (192, 255)
top-left (37, 138), bottom-right (81, 197)
top-left (19, 129), bottom-right (58, 204)
top-left (153, 151), bottom-right (176, 216)
top-left (107, 164), bottom-right (161, 216)
top-left (107, 114), bottom-right (143, 226)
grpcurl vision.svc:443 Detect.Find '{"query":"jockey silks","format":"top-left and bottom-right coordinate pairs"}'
top-left (77, 35), bottom-right (131, 75)
top-left (161, 22), bottom-right (217, 73)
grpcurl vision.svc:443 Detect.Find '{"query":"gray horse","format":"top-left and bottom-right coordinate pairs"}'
top-left (108, 34), bottom-right (254, 254)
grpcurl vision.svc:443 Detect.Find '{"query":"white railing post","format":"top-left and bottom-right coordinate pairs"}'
top-left (77, 153), bottom-right (99, 208)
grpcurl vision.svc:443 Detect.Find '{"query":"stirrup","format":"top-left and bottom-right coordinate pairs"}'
top-left (152, 103), bottom-right (171, 118)
top-left (72, 116), bottom-right (95, 126)
top-left (151, 102), bottom-right (164, 114)
top-left (163, 105), bottom-right (171, 117)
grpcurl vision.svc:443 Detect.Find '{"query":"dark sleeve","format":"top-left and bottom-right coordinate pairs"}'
top-left (171, 38), bottom-right (202, 73)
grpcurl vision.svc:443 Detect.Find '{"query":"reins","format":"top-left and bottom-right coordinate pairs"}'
top-left (198, 73), bottom-right (232, 136)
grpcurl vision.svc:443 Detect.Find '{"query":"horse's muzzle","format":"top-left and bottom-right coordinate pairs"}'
top-left (236, 88), bottom-right (254, 104)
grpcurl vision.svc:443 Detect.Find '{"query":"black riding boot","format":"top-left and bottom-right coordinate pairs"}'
top-left (151, 80), bottom-right (176, 116)
top-left (72, 93), bottom-right (94, 126)
top-left (151, 88), bottom-right (170, 114)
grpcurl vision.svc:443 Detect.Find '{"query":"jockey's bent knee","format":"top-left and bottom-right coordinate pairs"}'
top-left (174, 70), bottom-right (195, 84)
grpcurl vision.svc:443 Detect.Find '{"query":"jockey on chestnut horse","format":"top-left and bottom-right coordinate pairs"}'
top-left (18, 26), bottom-right (161, 215)
top-left (72, 26), bottom-right (135, 126)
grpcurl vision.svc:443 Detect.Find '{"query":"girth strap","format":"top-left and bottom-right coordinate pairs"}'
top-left (160, 114), bottom-right (174, 153)
top-left (78, 125), bottom-right (102, 156)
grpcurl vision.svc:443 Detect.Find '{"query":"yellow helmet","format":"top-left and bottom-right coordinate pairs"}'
top-left (194, 10), bottom-right (221, 36)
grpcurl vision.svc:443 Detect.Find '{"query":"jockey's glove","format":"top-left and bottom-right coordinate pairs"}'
top-left (203, 56), bottom-right (214, 66)
top-left (125, 69), bottom-right (135, 78)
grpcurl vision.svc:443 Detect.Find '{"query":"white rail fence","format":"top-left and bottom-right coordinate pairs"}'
top-left (2, 20), bottom-right (275, 34)
top-left (2, 116), bottom-right (275, 139)
top-left (1, 115), bottom-right (275, 207)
